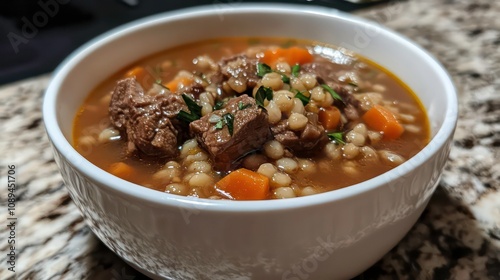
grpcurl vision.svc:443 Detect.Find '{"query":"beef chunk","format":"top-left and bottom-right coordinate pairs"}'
top-left (190, 95), bottom-right (272, 171)
top-left (271, 112), bottom-right (328, 156)
top-left (109, 77), bottom-right (151, 130)
top-left (219, 55), bottom-right (260, 89)
top-left (301, 61), bottom-right (339, 85)
top-left (109, 78), bottom-right (187, 158)
top-left (302, 62), bottom-right (361, 120)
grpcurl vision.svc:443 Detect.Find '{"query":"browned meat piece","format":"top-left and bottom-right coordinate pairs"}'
top-left (271, 112), bottom-right (328, 156)
top-left (109, 77), bottom-right (151, 130)
top-left (219, 55), bottom-right (260, 89)
top-left (126, 111), bottom-right (180, 157)
top-left (302, 62), bottom-right (361, 120)
top-left (109, 78), bottom-right (187, 158)
top-left (301, 61), bottom-right (340, 85)
top-left (190, 95), bottom-right (272, 171)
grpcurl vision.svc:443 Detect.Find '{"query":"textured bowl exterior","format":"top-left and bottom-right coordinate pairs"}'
top-left (44, 5), bottom-right (457, 280)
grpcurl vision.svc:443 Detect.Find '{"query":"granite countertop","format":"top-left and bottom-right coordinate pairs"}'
top-left (1, 0), bottom-right (499, 279)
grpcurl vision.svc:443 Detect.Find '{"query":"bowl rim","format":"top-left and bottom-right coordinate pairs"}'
top-left (43, 3), bottom-right (458, 212)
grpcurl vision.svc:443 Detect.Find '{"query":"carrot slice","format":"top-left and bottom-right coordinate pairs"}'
top-left (215, 168), bottom-right (270, 200)
top-left (108, 162), bottom-right (134, 180)
top-left (164, 76), bottom-right (193, 92)
top-left (262, 47), bottom-right (313, 67)
top-left (362, 105), bottom-right (404, 140)
top-left (319, 106), bottom-right (341, 130)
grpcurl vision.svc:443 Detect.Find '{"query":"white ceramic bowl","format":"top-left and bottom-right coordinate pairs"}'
top-left (43, 4), bottom-right (457, 280)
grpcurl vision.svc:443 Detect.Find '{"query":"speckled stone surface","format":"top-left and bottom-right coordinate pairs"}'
top-left (0, 0), bottom-right (498, 279)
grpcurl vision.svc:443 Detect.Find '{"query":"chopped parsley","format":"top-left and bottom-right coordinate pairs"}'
top-left (238, 101), bottom-right (251, 110)
top-left (321, 84), bottom-right (344, 103)
top-left (257, 63), bottom-right (273, 77)
top-left (255, 86), bottom-right (273, 109)
top-left (215, 119), bottom-right (224, 129)
top-left (291, 64), bottom-right (300, 77)
top-left (177, 110), bottom-right (199, 123)
top-left (177, 94), bottom-right (202, 123)
top-left (281, 74), bottom-right (290, 84)
top-left (327, 132), bottom-right (345, 145)
top-left (348, 81), bottom-right (358, 87)
top-left (257, 62), bottom-right (290, 84)
top-left (215, 113), bottom-right (235, 136)
top-left (294, 90), bottom-right (310, 106)
top-left (213, 100), bottom-right (225, 110)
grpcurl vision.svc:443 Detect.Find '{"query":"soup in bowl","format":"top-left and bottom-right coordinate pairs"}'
top-left (73, 37), bottom-right (430, 200)
top-left (43, 5), bottom-right (457, 279)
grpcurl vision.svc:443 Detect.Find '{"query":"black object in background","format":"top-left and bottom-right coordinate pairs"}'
top-left (0, 0), bottom-right (389, 85)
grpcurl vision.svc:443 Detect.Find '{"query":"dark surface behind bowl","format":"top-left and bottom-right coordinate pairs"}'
top-left (0, 0), bottom-right (393, 85)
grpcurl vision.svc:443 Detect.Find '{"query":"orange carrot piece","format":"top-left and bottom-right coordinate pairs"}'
top-left (164, 77), bottom-right (193, 92)
top-left (262, 47), bottom-right (313, 67)
top-left (319, 106), bottom-right (341, 130)
top-left (124, 66), bottom-right (152, 89)
top-left (215, 168), bottom-right (270, 200)
top-left (286, 46), bottom-right (314, 65)
top-left (362, 105), bottom-right (404, 140)
top-left (108, 162), bottom-right (134, 180)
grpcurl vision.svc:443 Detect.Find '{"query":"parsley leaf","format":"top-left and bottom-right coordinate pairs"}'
top-left (348, 81), bottom-right (358, 87)
top-left (177, 110), bottom-right (199, 123)
top-left (181, 94), bottom-right (202, 117)
top-left (215, 119), bottom-right (224, 129)
top-left (238, 101), bottom-right (251, 110)
top-left (177, 94), bottom-right (202, 123)
top-left (294, 91), bottom-right (310, 106)
top-left (327, 132), bottom-right (345, 145)
top-left (213, 100), bottom-right (225, 110)
top-left (257, 63), bottom-right (273, 77)
top-left (255, 86), bottom-right (273, 109)
top-left (291, 64), bottom-right (300, 77)
top-left (214, 113), bottom-right (235, 136)
top-left (321, 84), bottom-right (344, 103)
top-left (223, 113), bottom-right (234, 136)
top-left (257, 62), bottom-right (290, 83)
top-left (281, 74), bottom-right (290, 84)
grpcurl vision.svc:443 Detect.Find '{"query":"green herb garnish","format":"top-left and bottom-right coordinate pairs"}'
top-left (177, 110), bottom-right (199, 123)
top-left (238, 101), bottom-right (251, 110)
top-left (321, 84), bottom-right (344, 103)
top-left (348, 81), bottom-right (358, 87)
top-left (257, 63), bottom-right (273, 77)
top-left (294, 91), bottom-right (310, 106)
top-left (281, 74), bottom-right (290, 84)
top-left (291, 64), bottom-right (300, 77)
top-left (258, 62), bottom-right (290, 83)
top-left (177, 94), bottom-right (202, 123)
top-left (215, 119), bottom-right (224, 129)
top-left (255, 86), bottom-right (273, 109)
top-left (181, 94), bottom-right (202, 116)
top-left (214, 100), bottom-right (225, 110)
top-left (327, 132), bottom-right (345, 145)
top-left (223, 113), bottom-right (234, 135)
top-left (215, 113), bottom-right (235, 136)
